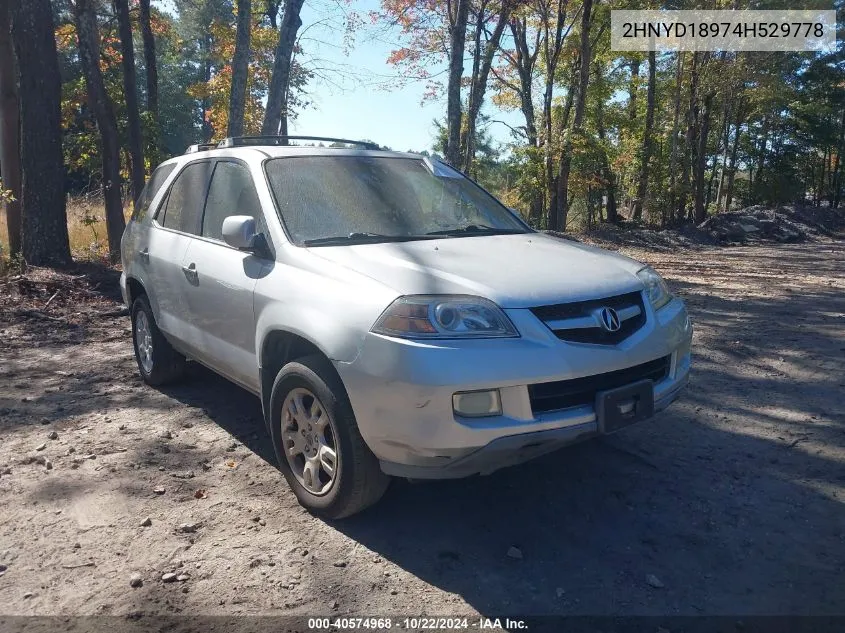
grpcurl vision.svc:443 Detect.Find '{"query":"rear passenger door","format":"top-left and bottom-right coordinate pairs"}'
top-left (122, 163), bottom-right (177, 292)
top-left (181, 160), bottom-right (271, 392)
top-left (146, 160), bottom-right (212, 353)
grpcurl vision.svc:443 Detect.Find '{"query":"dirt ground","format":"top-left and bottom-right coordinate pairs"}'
top-left (1, 239), bottom-right (844, 625)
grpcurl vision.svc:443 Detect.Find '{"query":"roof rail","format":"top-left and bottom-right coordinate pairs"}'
top-left (185, 143), bottom-right (217, 154)
top-left (217, 136), bottom-right (381, 150)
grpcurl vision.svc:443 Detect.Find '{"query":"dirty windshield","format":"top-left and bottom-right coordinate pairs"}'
top-left (264, 156), bottom-right (529, 245)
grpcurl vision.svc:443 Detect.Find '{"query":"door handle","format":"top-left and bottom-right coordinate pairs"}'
top-left (181, 262), bottom-right (198, 282)
top-left (139, 248), bottom-right (149, 262)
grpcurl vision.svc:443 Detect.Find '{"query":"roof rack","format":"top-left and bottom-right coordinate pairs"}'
top-left (185, 143), bottom-right (217, 154)
top-left (217, 136), bottom-right (381, 150)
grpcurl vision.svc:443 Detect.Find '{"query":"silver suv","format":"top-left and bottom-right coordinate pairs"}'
top-left (121, 136), bottom-right (692, 518)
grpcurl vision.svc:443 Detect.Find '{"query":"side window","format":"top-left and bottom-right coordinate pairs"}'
top-left (132, 163), bottom-right (176, 222)
top-left (201, 162), bottom-right (263, 241)
top-left (159, 162), bottom-right (211, 235)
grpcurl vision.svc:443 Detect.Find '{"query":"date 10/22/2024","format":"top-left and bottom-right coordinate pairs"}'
top-left (307, 617), bottom-right (529, 630)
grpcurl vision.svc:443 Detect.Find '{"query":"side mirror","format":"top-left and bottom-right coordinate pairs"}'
top-left (222, 215), bottom-right (257, 250)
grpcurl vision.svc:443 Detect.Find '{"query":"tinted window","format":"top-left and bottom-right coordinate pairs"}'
top-left (133, 164), bottom-right (177, 222)
top-left (159, 162), bottom-right (210, 234)
top-left (202, 162), bottom-right (262, 241)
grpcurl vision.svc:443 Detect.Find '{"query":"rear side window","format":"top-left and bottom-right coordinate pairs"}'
top-left (202, 162), bottom-right (263, 241)
top-left (132, 163), bottom-right (176, 222)
top-left (158, 162), bottom-right (211, 235)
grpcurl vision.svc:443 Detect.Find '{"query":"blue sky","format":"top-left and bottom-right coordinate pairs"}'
top-left (155, 0), bottom-right (522, 153)
top-left (290, 0), bottom-right (449, 152)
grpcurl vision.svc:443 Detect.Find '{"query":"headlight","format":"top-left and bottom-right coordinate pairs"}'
top-left (636, 267), bottom-right (672, 310)
top-left (372, 295), bottom-right (519, 339)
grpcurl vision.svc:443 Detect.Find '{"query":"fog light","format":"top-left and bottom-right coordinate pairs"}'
top-left (452, 389), bottom-right (502, 417)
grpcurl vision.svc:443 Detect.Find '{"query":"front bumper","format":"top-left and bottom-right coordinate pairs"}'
top-left (335, 296), bottom-right (692, 479)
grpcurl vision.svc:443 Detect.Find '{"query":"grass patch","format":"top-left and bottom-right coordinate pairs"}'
top-left (0, 196), bottom-right (131, 265)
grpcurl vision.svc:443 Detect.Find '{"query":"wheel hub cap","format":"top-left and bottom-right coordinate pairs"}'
top-left (281, 387), bottom-right (338, 496)
top-left (135, 311), bottom-right (154, 374)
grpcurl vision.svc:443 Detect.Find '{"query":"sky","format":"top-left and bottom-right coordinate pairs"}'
top-left (290, 0), bottom-right (448, 152)
top-left (155, 0), bottom-right (523, 153)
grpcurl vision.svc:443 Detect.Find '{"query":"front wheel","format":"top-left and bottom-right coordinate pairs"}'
top-left (269, 355), bottom-right (389, 519)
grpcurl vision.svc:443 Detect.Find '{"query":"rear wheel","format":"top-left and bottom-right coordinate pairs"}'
top-left (269, 355), bottom-right (389, 519)
top-left (131, 295), bottom-right (186, 386)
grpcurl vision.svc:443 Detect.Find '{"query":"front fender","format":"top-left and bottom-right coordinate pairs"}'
top-left (253, 260), bottom-right (398, 364)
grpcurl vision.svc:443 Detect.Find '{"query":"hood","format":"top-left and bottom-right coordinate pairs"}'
top-left (306, 233), bottom-right (646, 308)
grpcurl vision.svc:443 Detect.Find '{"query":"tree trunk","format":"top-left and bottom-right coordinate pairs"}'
top-left (628, 58), bottom-right (640, 122)
top-left (139, 0), bottom-right (157, 116)
top-left (751, 117), bottom-right (769, 199)
top-left (595, 83), bottom-right (616, 224)
top-left (114, 0), bottom-right (145, 203)
top-left (0, 0), bottom-right (21, 257)
top-left (10, 0), bottom-right (71, 266)
top-left (540, 1), bottom-right (567, 227)
top-left (705, 99), bottom-right (728, 210)
top-left (724, 118), bottom-right (742, 212)
top-left (262, 0), bottom-right (305, 137)
top-left (678, 52), bottom-right (699, 223)
top-left (817, 146), bottom-right (828, 207)
top-left (509, 17), bottom-right (542, 224)
top-left (554, 0), bottom-right (592, 231)
top-left (667, 52), bottom-right (683, 224)
top-left (265, 0), bottom-right (281, 28)
top-left (445, 0), bottom-right (470, 167)
top-left (548, 56), bottom-right (577, 227)
top-left (201, 33), bottom-right (213, 141)
top-left (510, 17), bottom-right (537, 147)
top-left (825, 116), bottom-right (835, 201)
top-left (705, 152), bottom-right (718, 210)
top-left (460, 1), bottom-right (484, 172)
top-left (693, 92), bottom-right (713, 224)
top-left (228, 0), bottom-right (251, 137)
top-left (832, 108), bottom-right (845, 209)
top-left (461, 0), bottom-right (512, 173)
top-left (715, 101), bottom-right (732, 211)
top-left (74, 0), bottom-right (125, 261)
top-left (632, 50), bottom-right (655, 221)
top-left (138, 0), bottom-right (159, 165)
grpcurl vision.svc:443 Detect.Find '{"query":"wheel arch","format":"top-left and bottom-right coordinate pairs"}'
top-left (125, 276), bottom-right (166, 343)
top-left (125, 276), bottom-right (146, 306)
top-left (259, 329), bottom-right (344, 431)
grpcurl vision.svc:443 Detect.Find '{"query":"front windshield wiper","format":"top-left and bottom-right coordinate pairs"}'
top-left (425, 224), bottom-right (526, 237)
top-left (303, 232), bottom-right (437, 246)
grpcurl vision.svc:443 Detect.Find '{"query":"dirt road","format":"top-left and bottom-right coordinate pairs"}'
top-left (1, 241), bottom-right (844, 622)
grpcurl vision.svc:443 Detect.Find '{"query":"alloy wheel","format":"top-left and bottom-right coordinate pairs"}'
top-left (135, 310), bottom-right (154, 374)
top-left (281, 387), bottom-right (339, 495)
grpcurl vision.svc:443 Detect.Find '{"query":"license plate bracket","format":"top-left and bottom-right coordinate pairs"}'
top-left (596, 380), bottom-right (655, 434)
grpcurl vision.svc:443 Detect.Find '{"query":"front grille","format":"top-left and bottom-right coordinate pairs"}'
top-left (528, 356), bottom-right (670, 414)
top-left (530, 291), bottom-right (646, 345)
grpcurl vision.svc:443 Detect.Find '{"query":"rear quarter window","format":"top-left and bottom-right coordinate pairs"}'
top-left (132, 163), bottom-right (177, 223)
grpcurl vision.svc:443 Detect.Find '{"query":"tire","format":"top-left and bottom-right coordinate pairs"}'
top-left (130, 295), bottom-right (186, 386)
top-left (269, 354), bottom-right (390, 519)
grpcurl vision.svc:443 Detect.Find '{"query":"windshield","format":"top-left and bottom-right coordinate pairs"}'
top-left (263, 156), bottom-right (530, 245)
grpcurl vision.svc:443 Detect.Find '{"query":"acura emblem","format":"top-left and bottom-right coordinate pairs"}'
top-left (598, 307), bottom-right (621, 332)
